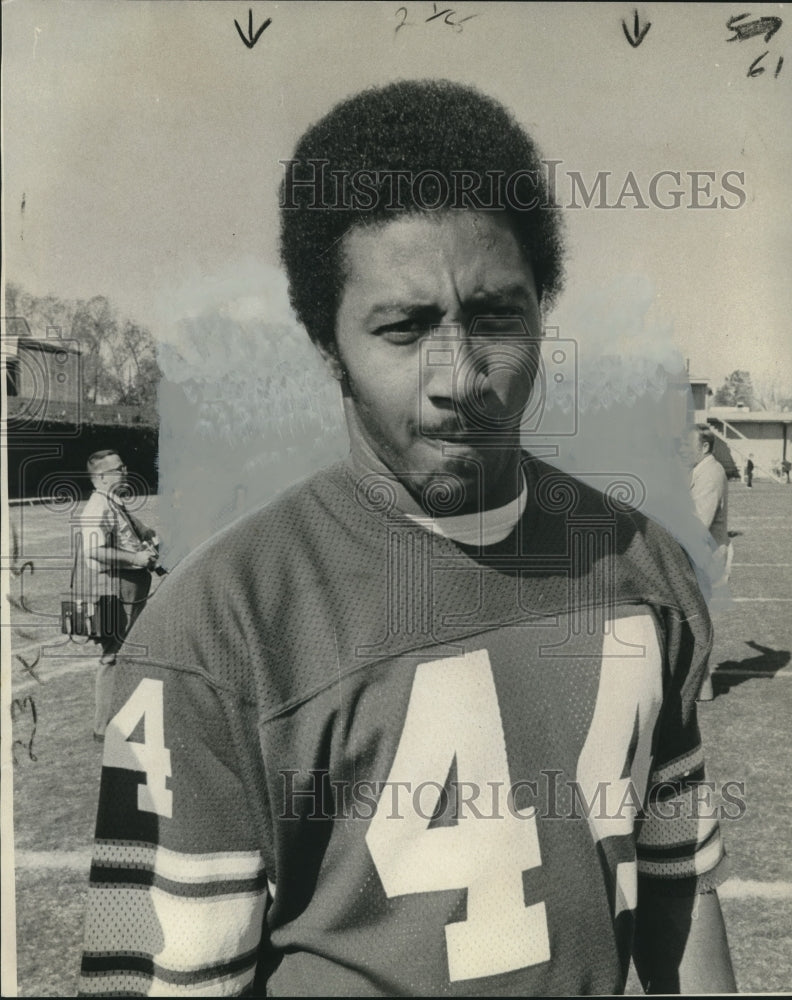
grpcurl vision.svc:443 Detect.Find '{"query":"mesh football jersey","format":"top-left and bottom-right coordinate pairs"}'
top-left (79, 455), bottom-right (726, 997)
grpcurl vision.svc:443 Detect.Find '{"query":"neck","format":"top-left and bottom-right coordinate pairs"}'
top-left (346, 431), bottom-right (430, 519)
top-left (95, 486), bottom-right (122, 502)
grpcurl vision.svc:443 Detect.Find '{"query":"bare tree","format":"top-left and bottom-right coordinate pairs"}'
top-left (753, 376), bottom-right (792, 412)
top-left (4, 283), bottom-right (161, 408)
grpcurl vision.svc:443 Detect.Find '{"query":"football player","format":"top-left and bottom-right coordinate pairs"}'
top-left (79, 81), bottom-right (735, 996)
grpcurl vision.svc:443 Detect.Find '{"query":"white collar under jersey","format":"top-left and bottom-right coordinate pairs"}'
top-left (403, 471), bottom-right (528, 547)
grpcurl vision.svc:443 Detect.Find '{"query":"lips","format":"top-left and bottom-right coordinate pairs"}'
top-left (421, 430), bottom-right (478, 446)
top-left (421, 422), bottom-right (514, 443)
top-left (420, 432), bottom-right (487, 456)
top-left (420, 421), bottom-right (478, 440)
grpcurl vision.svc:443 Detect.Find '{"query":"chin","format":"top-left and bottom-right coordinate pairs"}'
top-left (399, 466), bottom-right (481, 518)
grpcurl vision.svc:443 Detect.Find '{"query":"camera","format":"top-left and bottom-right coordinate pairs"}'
top-left (141, 541), bottom-right (168, 576)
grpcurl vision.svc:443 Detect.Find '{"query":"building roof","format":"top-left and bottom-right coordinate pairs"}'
top-left (708, 410), bottom-right (792, 424)
top-left (8, 336), bottom-right (80, 356)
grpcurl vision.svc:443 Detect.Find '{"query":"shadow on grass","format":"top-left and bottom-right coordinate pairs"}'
top-left (712, 640), bottom-right (791, 696)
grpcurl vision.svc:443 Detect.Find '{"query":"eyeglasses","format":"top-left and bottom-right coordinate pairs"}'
top-left (102, 464), bottom-right (127, 475)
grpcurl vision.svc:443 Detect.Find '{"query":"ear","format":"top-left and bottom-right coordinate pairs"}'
top-left (316, 340), bottom-right (346, 383)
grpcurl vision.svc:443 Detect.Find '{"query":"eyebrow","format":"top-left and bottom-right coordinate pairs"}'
top-left (365, 284), bottom-right (534, 323)
top-left (365, 302), bottom-right (443, 325)
top-left (469, 283), bottom-right (534, 307)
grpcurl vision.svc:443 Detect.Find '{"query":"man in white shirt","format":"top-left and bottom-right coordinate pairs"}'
top-left (77, 450), bottom-right (159, 737)
top-left (688, 425), bottom-right (731, 579)
top-left (687, 425), bottom-right (732, 699)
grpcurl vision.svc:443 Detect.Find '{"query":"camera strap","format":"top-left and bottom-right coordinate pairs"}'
top-left (70, 530), bottom-right (82, 594)
top-left (109, 496), bottom-right (146, 546)
top-left (108, 495), bottom-right (168, 595)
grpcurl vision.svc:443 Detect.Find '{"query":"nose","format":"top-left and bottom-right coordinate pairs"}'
top-left (425, 333), bottom-right (540, 436)
top-left (422, 325), bottom-right (491, 419)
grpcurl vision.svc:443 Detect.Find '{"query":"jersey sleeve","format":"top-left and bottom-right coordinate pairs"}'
top-left (78, 656), bottom-right (272, 997)
top-left (636, 610), bottom-right (728, 896)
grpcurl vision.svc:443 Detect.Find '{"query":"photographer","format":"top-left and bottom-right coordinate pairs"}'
top-left (77, 449), bottom-right (161, 740)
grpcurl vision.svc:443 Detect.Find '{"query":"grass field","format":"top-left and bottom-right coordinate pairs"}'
top-left (5, 483), bottom-right (792, 996)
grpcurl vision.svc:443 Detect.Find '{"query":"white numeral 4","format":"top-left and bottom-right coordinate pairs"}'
top-left (105, 678), bottom-right (173, 818)
top-left (366, 650), bottom-right (550, 982)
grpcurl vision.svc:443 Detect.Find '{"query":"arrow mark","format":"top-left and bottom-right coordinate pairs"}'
top-left (235, 9), bottom-right (272, 49)
top-left (622, 9), bottom-right (651, 48)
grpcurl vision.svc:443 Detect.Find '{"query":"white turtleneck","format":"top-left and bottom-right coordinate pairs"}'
top-left (403, 471), bottom-right (528, 547)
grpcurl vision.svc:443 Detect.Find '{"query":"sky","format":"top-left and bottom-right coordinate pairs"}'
top-left (3, 0), bottom-right (791, 396)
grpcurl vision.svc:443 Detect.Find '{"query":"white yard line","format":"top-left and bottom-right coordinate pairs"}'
top-left (12, 656), bottom-right (96, 694)
top-left (9, 639), bottom-right (75, 660)
top-left (714, 669), bottom-right (792, 680)
top-left (718, 879), bottom-right (792, 901)
top-left (15, 850), bottom-right (93, 872)
top-left (731, 517), bottom-right (791, 521)
top-left (730, 597), bottom-right (792, 602)
top-left (732, 563), bottom-right (792, 568)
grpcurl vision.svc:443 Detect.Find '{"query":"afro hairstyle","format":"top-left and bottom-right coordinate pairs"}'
top-left (279, 79), bottom-right (565, 352)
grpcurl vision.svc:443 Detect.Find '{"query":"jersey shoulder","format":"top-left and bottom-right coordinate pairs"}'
top-left (524, 455), bottom-right (712, 712)
top-left (526, 455), bottom-right (702, 589)
top-left (118, 460), bottom-right (386, 704)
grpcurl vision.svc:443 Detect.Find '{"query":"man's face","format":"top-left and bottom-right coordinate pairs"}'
top-left (680, 431), bottom-right (707, 470)
top-left (92, 454), bottom-right (127, 493)
top-left (333, 211), bottom-right (542, 514)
